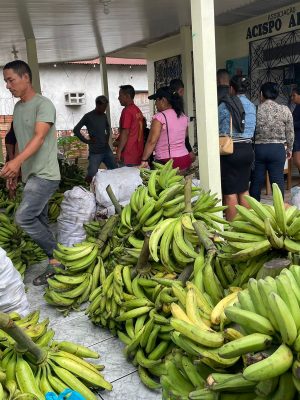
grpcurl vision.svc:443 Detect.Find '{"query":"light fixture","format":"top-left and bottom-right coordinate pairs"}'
top-left (53, 64), bottom-right (57, 68)
top-left (11, 45), bottom-right (19, 60)
top-left (100, 0), bottom-right (112, 15)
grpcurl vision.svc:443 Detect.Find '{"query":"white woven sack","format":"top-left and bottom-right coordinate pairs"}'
top-left (93, 167), bottom-right (142, 208)
top-left (57, 186), bottom-right (96, 246)
top-left (0, 248), bottom-right (29, 316)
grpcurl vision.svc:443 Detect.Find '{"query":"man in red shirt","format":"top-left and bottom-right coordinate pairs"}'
top-left (116, 85), bottom-right (144, 166)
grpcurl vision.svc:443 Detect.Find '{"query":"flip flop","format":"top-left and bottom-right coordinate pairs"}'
top-left (33, 263), bottom-right (63, 286)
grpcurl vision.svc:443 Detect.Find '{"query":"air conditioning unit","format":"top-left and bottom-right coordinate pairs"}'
top-left (65, 92), bottom-right (86, 106)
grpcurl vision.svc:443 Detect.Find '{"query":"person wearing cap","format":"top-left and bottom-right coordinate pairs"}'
top-left (73, 95), bottom-right (116, 183)
top-left (140, 86), bottom-right (191, 171)
top-left (116, 85), bottom-right (144, 166)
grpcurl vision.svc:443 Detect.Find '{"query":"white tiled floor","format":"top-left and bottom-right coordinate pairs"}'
top-left (25, 263), bottom-right (161, 400)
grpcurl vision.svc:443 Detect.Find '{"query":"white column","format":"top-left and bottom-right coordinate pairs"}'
top-left (180, 26), bottom-right (194, 147)
top-left (26, 38), bottom-right (41, 94)
top-left (99, 56), bottom-right (111, 125)
top-left (99, 56), bottom-right (113, 148)
top-left (146, 61), bottom-right (155, 118)
top-left (191, 0), bottom-right (221, 198)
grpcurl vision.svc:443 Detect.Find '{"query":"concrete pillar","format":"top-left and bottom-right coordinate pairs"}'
top-left (180, 26), bottom-right (194, 147)
top-left (190, 0), bottom-right (221, 198)
top-left (99, 56), bottom-right (111, 125)
top-left (146, 61), bottom-right (155, 119)
top-left (99, 56), bottom-right (114, 148)
top-left (25, 38), bottom-right (41, 94)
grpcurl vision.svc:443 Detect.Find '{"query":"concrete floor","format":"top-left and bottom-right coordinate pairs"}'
top-left (25, 263), bottom-right (161, 400)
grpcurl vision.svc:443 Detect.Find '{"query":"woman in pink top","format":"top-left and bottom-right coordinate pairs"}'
top-left (140, 86), bottom-right (191, 171)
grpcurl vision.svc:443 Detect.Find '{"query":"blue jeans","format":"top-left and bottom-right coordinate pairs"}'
top-left (15, 176), bottom-right (60, 258)
top-left (249, 143), bottom-right (286, 201)
top-left (87, 150), bottom-right (116, 178)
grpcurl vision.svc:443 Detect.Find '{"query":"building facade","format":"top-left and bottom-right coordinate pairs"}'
top-left (216, 2), bottom-right (300, 105)
top-left (0, 59), bottom-right (149, 131)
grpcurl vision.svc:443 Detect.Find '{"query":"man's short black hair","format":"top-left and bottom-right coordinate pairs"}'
top-left (169, 78), bottom-right (184, 92)
top-left (217, 69), bottom-right (230, 81)
top-left (3, 60), bottom-right (32, 83)
top-left (119, 85), bottom-right (135, 99)
top-left (260, 82), bottom-right (279, 100)
top-left (95, 95), bottom-right (108, 105)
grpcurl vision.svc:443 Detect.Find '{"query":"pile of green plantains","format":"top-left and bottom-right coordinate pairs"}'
top-left (43, 161), bottom-right (300, 399)
top-left (0, 310), bottom-right (111, 399)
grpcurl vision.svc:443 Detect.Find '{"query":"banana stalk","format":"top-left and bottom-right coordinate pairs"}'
top-left (192, 219), bottom-right (217, 252)
top-left (106, 185), bottom-right (122, 215)
top-left (0, 312), bottom-right (46, 364)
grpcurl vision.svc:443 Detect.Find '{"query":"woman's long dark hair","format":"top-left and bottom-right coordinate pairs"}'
top-left (159, 86), bottom-right (184, 118)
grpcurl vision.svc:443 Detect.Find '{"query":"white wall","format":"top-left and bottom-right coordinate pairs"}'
top-left (0, 63), bottom-right (148, 129)
top-left (146, 34), bottom-right (181, 101)
top-left (106, 64), bottom-right (148, 129)
top-left (146, 30), bottom-right (195, 144)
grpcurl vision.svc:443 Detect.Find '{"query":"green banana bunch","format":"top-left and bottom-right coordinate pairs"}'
top-left (160, 350), bottom-right (206, 399)
top-left (84, 219), bottom-right (106, 238)
top-left (86, 264), bottom-right (127, 333)
top-left (189, 266), bottom-right (297, 397)
top-left (44, 254), bottom-right (104, 313)
top-left (58, 158), bottom-right (87, 191)
top-left (53, 241), bottom-right (99, 272)
top-left (119, 163), bottom-right (224, 244)
top-left (0, 311), bottom-right (112, 399)
top-left (219, 184), bottom-right (300, 264)
top-left (0, 212), bottom-right (47, 277)
top-left (0, 311), bottom-right (51, 347)
top-left (140, 159), bottom-right (184, 193)
top-left (48, 192), bottom-right (64, 223)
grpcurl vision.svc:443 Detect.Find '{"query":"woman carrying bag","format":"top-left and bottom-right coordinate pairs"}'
top-left (218, 75), bottom-right (256, 221)
top-left (140, 86), bottom-right (191, 171)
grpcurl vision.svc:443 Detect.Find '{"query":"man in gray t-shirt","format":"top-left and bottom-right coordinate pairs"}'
top-left (73, 95), bottom-right (116, 183)
top-left (1, 60), bottom-right (61, 286)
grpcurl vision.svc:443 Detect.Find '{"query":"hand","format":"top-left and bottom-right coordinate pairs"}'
top-left (6, 177), bottom-right (18, 192)
top-left (286, 150), bottom-right (292, 160)
top-left (0, 159), bottom-right (21, 179)
top-left (139, 161), bottom-right (150, 169)
top-left (116, 149), bottom-right (122, 162)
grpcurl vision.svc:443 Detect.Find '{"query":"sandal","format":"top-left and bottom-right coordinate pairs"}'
top-left (33, 263), bottom-right (63, 286)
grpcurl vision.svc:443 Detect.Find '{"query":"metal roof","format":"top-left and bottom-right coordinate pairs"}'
top-left (0, 0), bottom-right (295, 64)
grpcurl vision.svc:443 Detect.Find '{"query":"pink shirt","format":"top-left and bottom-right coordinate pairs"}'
top-left (153, 109), bottom-right (189, 160)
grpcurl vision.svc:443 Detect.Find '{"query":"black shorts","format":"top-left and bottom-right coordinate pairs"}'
top-left (220, 142), bottom-right (254, 195)
top-left (293, 133), bottom-right (300, 153)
